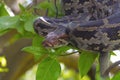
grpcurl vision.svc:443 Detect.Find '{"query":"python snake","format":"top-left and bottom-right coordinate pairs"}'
top-left (34, 0), bottom-right (120, 53)
top-left (34, 0), bottom-right (120, 77)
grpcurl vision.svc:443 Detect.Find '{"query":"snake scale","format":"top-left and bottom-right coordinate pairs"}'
top-left (34, 0), bottom-right (120, 78)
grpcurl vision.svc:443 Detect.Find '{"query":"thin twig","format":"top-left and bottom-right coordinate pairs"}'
top-left (45, 0), bottom-right (50, 16)
top-left (104, 60), bottom-right (120, 76)
top-left (54, 0), bottom-right (58, 18)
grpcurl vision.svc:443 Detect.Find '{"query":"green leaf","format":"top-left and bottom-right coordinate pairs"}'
top-left (110, 51), bottom-right (116, 56)
top-left (36, 57), bottom-right (61, 80)
top-left (15, 13), bottom-right (36, 35)
top-left (19, 4), bottom-right (26, 12)
top-left (0, 3), bottom-right (9, 16)
top-left (0, 16), bottom-right (19, 33)
top-left (22, 46), bottom-right (48, 60)
top-left (24, 16), bottom-right (36, 34)
top-left (16, 21), bottom-right (25, 35)
top-left (55, 46), bottom-right (72, 55)
top-left (32, 36), bottom-right (44, 47)
top-left (112, 72), bottom-right (120, 80)
top-left (32, 36), bottom-right (48, 60)
top-left (22, 46), bottom-right (47, 55)
top-left (35, 1), bottom-right (56, 17)
top-left (79, 50), bottom-right (98, 77)
top-left (36, 1), bottom-right (52, 9)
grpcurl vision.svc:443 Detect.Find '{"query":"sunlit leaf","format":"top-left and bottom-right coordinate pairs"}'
top-left (0, 56), bottom-right (8, 72)
top-left (110, 51), bottom-right (116, 55)
top-left (0, 56), bottom-right (7, 67)
top-left (0, 16), bottom-right (19, 33)
top-left (36, 57), bottom-right (61, 80)
top-left (22, 46), bottom-right (47, 55)
top-left (79, 51), bottom-right (98, 77)
top-left (0, 3), bottom-right (9, 16)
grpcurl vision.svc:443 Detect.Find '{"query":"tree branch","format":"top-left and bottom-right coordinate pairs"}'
top-left (99, 52), bottom-right (110, 79)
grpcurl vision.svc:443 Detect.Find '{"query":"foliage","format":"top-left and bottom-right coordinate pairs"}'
top-left (36, 57), bottom-right (61, 80)
top-left (79, 51), bottom-right (98, 77)
top-left (111, 72), bottom-right (120, 80)
top-left (0, 1), bottom-right (120, 80)
top-left (0, 56), bottom-right (8, 72)
top-left (0, 2), bottom-right (9, 16)
top-left (35, 0), bottom-right (64, 17)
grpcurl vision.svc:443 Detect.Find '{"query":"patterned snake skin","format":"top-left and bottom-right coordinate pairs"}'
top-left (34, 0), bottom-right (120, 53)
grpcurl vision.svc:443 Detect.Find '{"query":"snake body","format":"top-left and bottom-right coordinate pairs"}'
top-left (33, 0), bottom-right (120, 77)
top-left (34, 0), bottom-right (120, 53)
top-left (62, 0), bottom-right (119, 20)
top-left (68, 12), bottom-right (120, 53)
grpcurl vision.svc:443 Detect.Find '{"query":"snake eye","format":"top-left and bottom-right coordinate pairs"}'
top-left (41, 31), bottom-right (48, 36)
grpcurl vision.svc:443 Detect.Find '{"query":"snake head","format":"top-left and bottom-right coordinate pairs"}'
top-left (33, 17), bottom-right (57, 36)
top-left (33, 17), bottom-right (70, 48)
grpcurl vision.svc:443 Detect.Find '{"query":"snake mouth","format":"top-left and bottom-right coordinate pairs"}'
top-left (42, 32), bottom-right (69, 48)
top-left (42, 38), bottom-right (69, 48)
